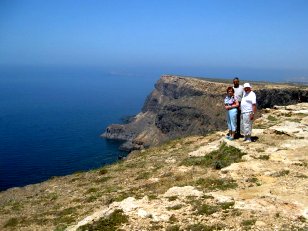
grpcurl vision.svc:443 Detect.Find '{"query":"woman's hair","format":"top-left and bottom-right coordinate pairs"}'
top-left (227, 86), bottom-right (234, 93)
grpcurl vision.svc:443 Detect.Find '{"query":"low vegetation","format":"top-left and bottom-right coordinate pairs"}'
top-left (241, 218), bottom-right (257, 229)
top-left (271, 170), bottom-right (290, 177)
top-left (181, 142), bottom-right (246, 169)
top-left (256, 154), bottom-right (269, 160)
top-left (185, 223), bottom-right (225, 231)
top-left (77, 209), bottom-right (128, 231)
top-left (4, 218), bottom-right (18, 228)
top-left (166, 225), bottom-right (180, 231)
top-left (194, 177), bottom-right (238, 191)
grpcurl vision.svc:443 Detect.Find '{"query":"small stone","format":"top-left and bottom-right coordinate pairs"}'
top-left (210, 193), bottom-right (234, 203)
top-left (152, 213), bottom-right (170, 222)
top-left (164, 186), bottom-right (203, 198)
top-left (242, 155), bottom-right (254, 161)
top-left (137, 209), bottom-right (150, 218)
top-left (114, 197), bottom-right (139, 212)
top-left (255, 221), bottom-right (267, 227)
top-left (165, 157), bottom-right (176, 164)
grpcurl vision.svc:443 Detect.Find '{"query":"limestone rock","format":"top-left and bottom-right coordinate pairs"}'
top-left (163, 186), bottom-right (203, 198)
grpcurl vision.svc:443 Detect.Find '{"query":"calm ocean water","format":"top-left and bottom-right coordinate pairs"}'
top-left (0, 67), bottom-right (157, 191)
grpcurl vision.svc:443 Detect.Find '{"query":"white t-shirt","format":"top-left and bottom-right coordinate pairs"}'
top-left (233, 85), bottom-right (244, 102)
top-left (241, 91), bottom-right (256, 113)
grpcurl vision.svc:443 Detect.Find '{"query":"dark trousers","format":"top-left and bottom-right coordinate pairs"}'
top-left (235, 108), bottom-right (241, 137)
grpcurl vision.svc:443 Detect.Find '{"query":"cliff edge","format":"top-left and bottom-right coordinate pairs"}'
top-left (1, 103), bottom-right (307, 230)
top-left (102, 75), bottom-right (308, 151)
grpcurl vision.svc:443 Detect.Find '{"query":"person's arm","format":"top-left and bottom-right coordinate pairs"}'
top-left (233, 100), bottom-right (239, 108)
top-left (250, 104), bottom-right (257, 120)
top-left (252, 104), bottom-right (257, 114)
top-left (226, 99), bottom-right (239, 110)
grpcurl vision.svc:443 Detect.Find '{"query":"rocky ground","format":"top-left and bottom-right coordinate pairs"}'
top-left (0, 103), bottom-right (307, 231)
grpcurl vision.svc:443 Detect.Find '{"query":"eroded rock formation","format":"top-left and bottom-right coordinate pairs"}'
top-left (102, 75), bottom-right (308, 151)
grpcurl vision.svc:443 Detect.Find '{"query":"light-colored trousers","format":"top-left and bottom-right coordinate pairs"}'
top-left (227, 108), bottom-right (237, 132)
top-left (241, 112), bottom-right (253, 136)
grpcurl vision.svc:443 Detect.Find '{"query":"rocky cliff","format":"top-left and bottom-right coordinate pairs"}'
top-left (102, 75), bottom-right (308, 151)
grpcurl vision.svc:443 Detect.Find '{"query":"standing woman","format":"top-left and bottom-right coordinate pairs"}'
top-left (224, 86), bottom-right (239, 140)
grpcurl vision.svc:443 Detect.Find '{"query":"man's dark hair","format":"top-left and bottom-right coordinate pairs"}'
top-left (233, 77), bottom-right (239, 81)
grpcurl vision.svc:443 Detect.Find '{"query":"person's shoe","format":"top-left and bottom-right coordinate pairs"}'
top-left (227, 137), bottom-right (234, 141)
top-left (243, 139), bottom-right (252, 143)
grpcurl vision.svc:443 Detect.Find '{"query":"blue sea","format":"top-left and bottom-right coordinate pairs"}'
top-left (0, 67), bottom-right (157, 191)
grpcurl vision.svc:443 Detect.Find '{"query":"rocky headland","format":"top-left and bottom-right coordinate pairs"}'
top-left (0, 76), bottom-right (307, 231)
top-left (102, 75), bottom-right (308, 151)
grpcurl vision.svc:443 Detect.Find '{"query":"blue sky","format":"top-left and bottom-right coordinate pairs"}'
top-left (0, 0), bottom-right (308, 81)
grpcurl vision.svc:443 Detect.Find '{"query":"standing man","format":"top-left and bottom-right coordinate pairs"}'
top-left (241, 83), bottom-right (257, 142)
top-left (233, 77), bottom-right (244, 138)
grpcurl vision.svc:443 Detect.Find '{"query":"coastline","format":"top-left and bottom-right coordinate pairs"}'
top-left (1, 102), bottom-right (307, 230)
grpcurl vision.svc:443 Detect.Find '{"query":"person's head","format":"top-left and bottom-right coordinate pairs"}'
top-left (233, 77), bottom-right (240, 87)
top-left (227, 86), bottom-right (234, 95)
top-left (243, 83), bottom-right (252, 92)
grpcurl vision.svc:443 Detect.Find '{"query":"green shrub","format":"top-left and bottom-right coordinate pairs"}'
top-left (4, 217), bottom-right (18, 228)
top-left (219, 201), bottom-right (235, 210)
top-left (194, 204), bottom-right (220, 215)
top-left (181, 143), bottom-right (245, 170)
top-left (86, 188), bottom-right (99, 194)
top-left (267, 115), bottom-right (278, 121)
top-left (77, 209), bottom-right (128, 231)
top-left (167, 196), bottom-right (178, 201)
top-left (98, 168), bottom-right (108, 175)
top-left (271, 170), bottom-right (290, 177)
top-left (167, 204), bottom-right (183, 210)
top-left (195, 177), bottom-right (238, 191)
top-left (186, 223), bottom-right (224, 231)
top-left (241, 218), bottom-right (256, 227)
top-left (257, 155), bottom-right (269, 160)
top-left (166, 224), bottom-right (180, 231)
top-left (135, 171), bottom-right (151, 180)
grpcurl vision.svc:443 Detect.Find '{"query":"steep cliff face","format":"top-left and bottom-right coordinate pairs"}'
top-left (102, 75), bottom-right (308, 151)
